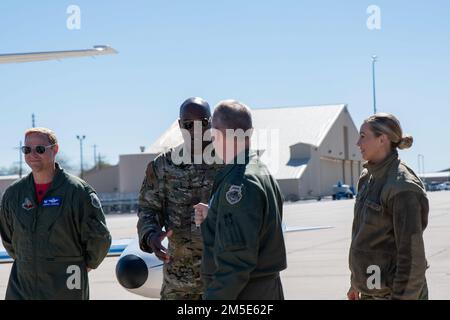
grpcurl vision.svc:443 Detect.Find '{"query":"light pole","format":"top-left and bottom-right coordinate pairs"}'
top-left (93, 144), bottom-right (98, 170)
top-left (418, 154), bottom-right (425, 180)
top-left (77, 135), bottom-right (86, 179)
top-left (371, 55), bottom-right (378, 114)
top-left (19, 141), bottom-right (23, 178)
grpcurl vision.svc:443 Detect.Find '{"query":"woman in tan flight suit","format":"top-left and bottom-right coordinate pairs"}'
top-left (348, 113), bottom-right (429, 300)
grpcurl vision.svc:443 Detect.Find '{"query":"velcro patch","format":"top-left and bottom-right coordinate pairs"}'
top-left (42, 197), bottom-right (62, 207)
top-left (22, 197), bottom-right (35, 211)
top-left (90, 193), bottom-right (102, 209)
top-left (225, 185), bottom-right (243, 205)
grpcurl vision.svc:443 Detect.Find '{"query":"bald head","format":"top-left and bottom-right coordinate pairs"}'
top-left (179, 97), bottom-right (211, 119)
top-left (212, 100), bottom-right (253, 132)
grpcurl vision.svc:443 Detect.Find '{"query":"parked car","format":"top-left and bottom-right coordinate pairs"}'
top-left (438, 182), bottom-right (450, 191)
top-left (426, 181), bottom-right (443, 192)
top-left (332, 181), bottom-right (355, 200)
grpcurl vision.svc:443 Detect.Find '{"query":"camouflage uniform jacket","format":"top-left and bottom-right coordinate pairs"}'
top-left (137, 145), bottom-right (221, 298)
top-left (349, 151), bottom-right (429, 300)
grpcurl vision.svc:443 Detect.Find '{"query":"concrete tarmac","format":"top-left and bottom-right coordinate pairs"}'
top-left (1, 191), bottom-right (449, 300)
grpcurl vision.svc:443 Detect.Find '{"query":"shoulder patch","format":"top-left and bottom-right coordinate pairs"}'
top-left (225, 185), bottom-right (243, 205)
top-left (90, 193), bottom-right (102, 209)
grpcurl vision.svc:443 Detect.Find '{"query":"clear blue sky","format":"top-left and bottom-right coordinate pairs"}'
top-left (1, 0), bottom-right (449, 173)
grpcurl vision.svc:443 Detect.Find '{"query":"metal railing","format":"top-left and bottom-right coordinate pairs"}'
top-left (98, 193), bottom-right (139, 214)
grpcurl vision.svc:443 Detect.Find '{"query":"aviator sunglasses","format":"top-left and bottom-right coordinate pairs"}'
top-left (181, 118), bottom-right (211, 130)
top-left (21, 144), bottom-right (56, 155)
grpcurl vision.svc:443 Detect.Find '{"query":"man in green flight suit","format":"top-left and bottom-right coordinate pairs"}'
top-left (0, 128), bottom-right (111, 300)
top-left (195, 99), bottom-right (287, 300)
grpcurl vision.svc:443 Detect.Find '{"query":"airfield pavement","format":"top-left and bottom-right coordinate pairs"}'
top-left (1, 191), bottom-right (449, 300)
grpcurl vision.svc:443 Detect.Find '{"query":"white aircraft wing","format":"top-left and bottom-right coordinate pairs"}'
top-left (0, 243), bottom-right (13, 264)
top-left (107, 238), bottom-right (134, 257)
top-left (0, 45), bottom-right (117, 64)
top-left (0, 238), bottom-right (132, 264)
top-left (283, 225), bottom-right (334, 233)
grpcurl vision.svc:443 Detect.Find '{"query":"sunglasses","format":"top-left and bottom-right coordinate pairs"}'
top-left (21, 144), bottom-right (56, 155)
top-left (181, 118), bottom-right (211, 130)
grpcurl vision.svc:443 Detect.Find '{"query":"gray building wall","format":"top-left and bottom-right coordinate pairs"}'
top-left (84, 166), bottom-right (119, 194)
top-left (0, 176), bottom-right (19, 199)
top-left (119, 153), bottom-right (157, 194)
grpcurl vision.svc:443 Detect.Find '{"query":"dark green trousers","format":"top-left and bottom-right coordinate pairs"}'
top-left (237, 274), bottom-right (284, 300)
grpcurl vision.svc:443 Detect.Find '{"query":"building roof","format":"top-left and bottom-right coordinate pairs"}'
top-left (147, 104), bottom-right (348, 179)
top-left (147, 120), bottom-right (182, 154)
top-left (0, 175), bottom-right (20, 181)
top-left (251, 104), bottom-right (346, 146)
top-left (250, 104), bottom-right (346, 179)
top-left (419, 172), bottom-right (450, 179)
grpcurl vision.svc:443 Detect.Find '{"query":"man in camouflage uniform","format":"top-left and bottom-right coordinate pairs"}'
top-left (137, 97), bottom-right (221, 300)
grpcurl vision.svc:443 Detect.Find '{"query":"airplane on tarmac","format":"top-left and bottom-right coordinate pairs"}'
top-left (0, 47), bottom-right (333, 298)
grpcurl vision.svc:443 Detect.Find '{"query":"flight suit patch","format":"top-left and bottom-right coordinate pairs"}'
top-left (42, 197), bottom-right (62, 207)
top-left (90, 193), bottom-right (102, 209)
top-left (22, 197), bottom-right (35, 211)
top-left (225, 185), bottom-right (242, 205)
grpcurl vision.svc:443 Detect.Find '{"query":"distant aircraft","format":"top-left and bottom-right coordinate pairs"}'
top-left (0, 45), bottom-right (117, 64)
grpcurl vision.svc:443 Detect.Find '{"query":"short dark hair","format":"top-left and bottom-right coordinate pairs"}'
top-left (179, 97), bottom-right (211, 118)
top-left (212, 100), bottom-right (253, 131)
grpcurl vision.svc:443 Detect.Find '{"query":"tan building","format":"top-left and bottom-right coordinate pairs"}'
top-left (84, 165), bottom-right (120, 194)
top-left (252, 104), bottom-right (363, 199)
top-left (86, 104), bottom-right (363, 200)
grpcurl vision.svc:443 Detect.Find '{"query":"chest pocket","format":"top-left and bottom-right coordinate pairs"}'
top-left (363, 199), bottom-right (385, 226)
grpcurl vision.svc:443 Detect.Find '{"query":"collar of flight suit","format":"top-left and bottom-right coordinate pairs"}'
top-left (363, 150), bottom-right (399, 179)
top-left (25, 162), bottom-right (66, 202)
top-left (211, 149), bottom-right (254, 194)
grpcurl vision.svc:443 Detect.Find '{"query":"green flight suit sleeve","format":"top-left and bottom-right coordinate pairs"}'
top-left (204, 180), bottom-right (265, 300)
top-left (79, 189), bottom-right (112, 269)
top-left (390, 191), bottom-right (428, 300)
top-left (137, 161), bottom-right (165, 253)
top-left (0, 191), bottom-right (15, 259)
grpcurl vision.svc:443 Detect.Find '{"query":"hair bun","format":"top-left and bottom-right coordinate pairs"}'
top-left (398, 135), bottom-right (413, 150)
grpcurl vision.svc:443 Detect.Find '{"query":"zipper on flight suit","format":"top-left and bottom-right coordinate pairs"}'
top-left (355, 176), bottom-right (373, 227)
top-left (31, 184), bottom-right (54, 299)
top-left (32, 204), bottom-right (39, 299)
